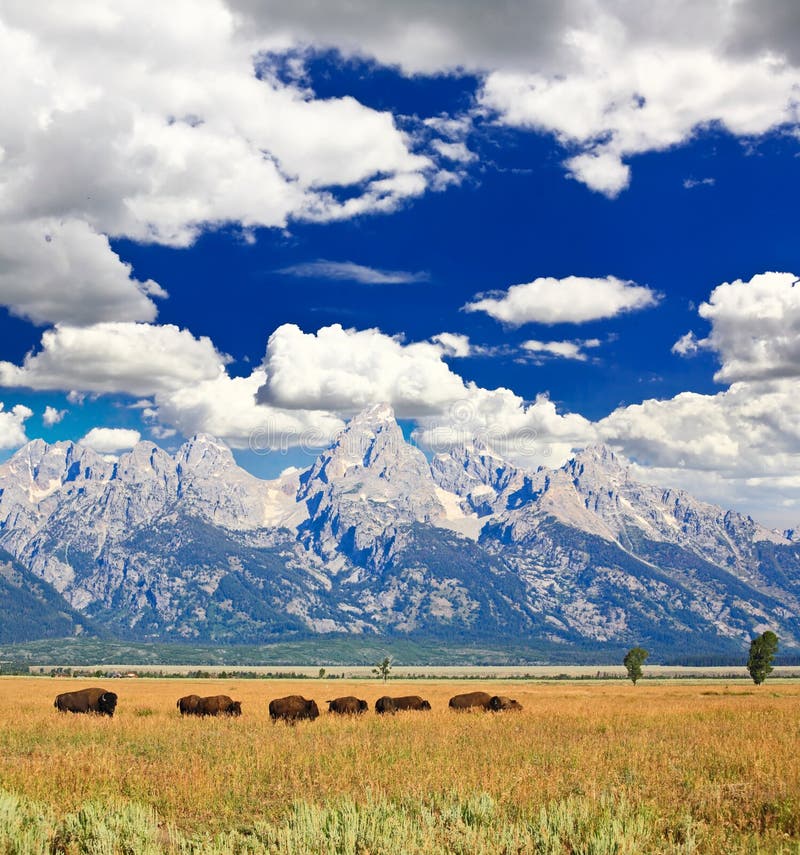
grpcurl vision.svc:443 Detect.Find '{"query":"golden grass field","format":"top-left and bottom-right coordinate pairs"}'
top-left (0, 676), bottom-right (799, 853)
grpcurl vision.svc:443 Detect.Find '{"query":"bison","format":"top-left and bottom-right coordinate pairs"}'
top-left (489, 695), bottom-right (523, 712)
top-left (375, 695), bottom-right (431, 714)
top-left (177, 694), bottom-right (202, 716)
top-left (269, 695), bottom-right (319, 723)
top-left (448, 691), bottom-right (493, 711)
top-left (54, 687), bottom-right (118, 717)
top-left (327, 696), bottom-right (368, 715)
top-left (194, 695), bottom-right (242, 717)
top-left (375, 695), bottom-right (395, 714)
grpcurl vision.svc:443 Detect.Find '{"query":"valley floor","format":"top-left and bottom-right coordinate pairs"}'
top-left (0, 677), bottom-right (798, 853)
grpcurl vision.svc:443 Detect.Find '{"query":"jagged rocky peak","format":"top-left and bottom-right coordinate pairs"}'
top-left (176, 433), bottom-right (237, 476)
top-left (2, 438), bottom-right (113, 491)
top-left (300, 402), bottom-right (432, 495)
top-left (174, 434), bottom-right (305, 531)
top-left (432, 438), bottom-right (523, 493)
top-left (9, 437), bottom-right (51, 472)
top-left (563, 443), bottom-right (629, 486)
top-left (296, 403), bottom-right (448, 562)
top-left (117, 440), bottom-right (176, 481)
top-left (345, 402), bottom-right (413, 473)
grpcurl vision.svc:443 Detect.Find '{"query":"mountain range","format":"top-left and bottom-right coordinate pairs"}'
top-left (0, 403), bottom-right (798, 657)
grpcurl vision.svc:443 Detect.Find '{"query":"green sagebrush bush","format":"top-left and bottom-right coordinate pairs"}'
top-left (0, 787), bottom-right (698, 855)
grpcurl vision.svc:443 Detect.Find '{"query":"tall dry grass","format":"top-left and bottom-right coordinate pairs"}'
top-left (0, 677), bottom-right (798, 852)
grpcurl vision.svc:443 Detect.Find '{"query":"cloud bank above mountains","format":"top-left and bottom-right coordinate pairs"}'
top-left (2, 1), bottom-right (800, 523)
top-left (1, 272), bottom-right (799, 521)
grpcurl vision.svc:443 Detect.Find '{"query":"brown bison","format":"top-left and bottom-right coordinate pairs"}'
top-left (177, 694), bottom-right (203, 715)
top-left (489, 695), bottom-right (523, 712)
top-left (327, 696), bottom-right (368, 715)
top-left (194, 695), bottom-right (242, 716)
top-left (375, 695), bottom-right (395, 714)
top-left (449, 691), bottom-right (493, 711)
top-left (54, 687), bottom-right (118, 717)
top-left (269, 695), bottom-right (319, 723)
top-left (375, 695), bottom-right (431, 714)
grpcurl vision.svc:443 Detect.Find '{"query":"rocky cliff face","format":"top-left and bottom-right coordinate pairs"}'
top-left (297, 403), bottom-right (447, 565)
top-left (0, 405), bottom-right (798, 652)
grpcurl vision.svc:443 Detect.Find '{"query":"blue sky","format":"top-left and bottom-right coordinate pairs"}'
top-left (2, 1), bottom-right (800, 526)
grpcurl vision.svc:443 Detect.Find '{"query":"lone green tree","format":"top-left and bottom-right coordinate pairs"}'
top-left (623, 647), bottom-right (649, 685)
top-left (747, 631), bottom-right (779, 685)
top-left (372, 656), bottom-right (392, 683)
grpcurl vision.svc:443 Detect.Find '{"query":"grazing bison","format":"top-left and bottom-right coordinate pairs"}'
top-left (177, 694), bottom-right (202, 716)
top-left (327, 696), bottom-right (368, 715)
top-left (375, 695), bottom-right (431, 714)
top-left (375, 695), bottom-right (395, 714)
top-left (449, 691), bottom-right (493, 711)
top-left (269, 695), bottom-right (319, 723)
top-left (489, 695), bottom-right (523, 712)
top-left (54, 687), bottom-right (118, 717)
top-left (195, 695), bottom-right (242, 717)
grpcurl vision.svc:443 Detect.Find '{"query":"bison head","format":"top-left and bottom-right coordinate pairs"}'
top-left (99, 692), bottom-right (118, 716)
top-left (307, 700), bottom-right (320, 719)
top-left (229, 701), bottom-right (242, 716)
top-left (358, 700), bottom-right (368, 712)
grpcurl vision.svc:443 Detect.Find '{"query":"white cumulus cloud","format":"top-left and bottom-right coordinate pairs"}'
top-left (80, 427), bottom-right (142, 454)
top-left (671, 331), bottom-right (703, 357)
top-left (464, 276), bottom-right (659, 326)
top-left (0, 219), bottom-right (166, 326)
top-left (696, 271), bottom-right (800, 383)
top-left (258, 324), bottom-right (466, 416)
top-left (0, 320), bottom-right (347, 450)
top-left (0, 323), bottom-right (227, 397)
top-left (1, 1), bottom-right (430, 244)
top-left (479, 26), bottom-right (800, 196)
top-left (42, 405), bottom-right (66, 427)
top-left (430, 332), bottom-right (472, 358)
top-left (0, 0), bottom-right (433, 326)
top-left (597, 379), bottom-right (800, 523)
top-left (157, 369), bottom-right (345, 450)
top-left (522, 338), bottom-right (602, 362)
top-left (0, 402), bottom-right (32, 449)
top-left (257, 322), bottom-right (595, 466)
top-left (565, 152), bottom-right (631, 197)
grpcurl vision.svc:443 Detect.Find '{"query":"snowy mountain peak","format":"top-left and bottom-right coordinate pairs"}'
top-left (350, 401), bottom-right (396, 425)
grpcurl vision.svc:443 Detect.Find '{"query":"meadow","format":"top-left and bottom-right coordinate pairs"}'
top-left (0, 676), bottom-right (798, 853)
